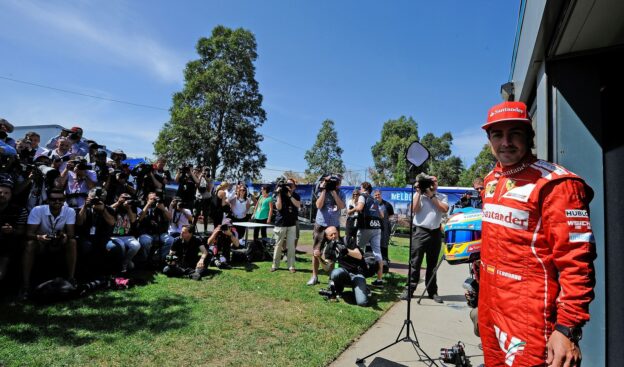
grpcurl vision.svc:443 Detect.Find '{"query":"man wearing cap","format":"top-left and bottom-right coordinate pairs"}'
top-left (478, 101), bottom-right (596, 367)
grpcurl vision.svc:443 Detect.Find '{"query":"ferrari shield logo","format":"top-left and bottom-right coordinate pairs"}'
top-left (505, 179), bottom-right (516, 192)
top-left (485, 180), bottom-right (497, 198)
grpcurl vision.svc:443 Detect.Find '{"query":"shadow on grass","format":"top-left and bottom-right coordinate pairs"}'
top-left (0, 290), bottom-right (193, 347)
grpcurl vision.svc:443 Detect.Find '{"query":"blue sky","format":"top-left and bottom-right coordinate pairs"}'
top-left (0, 0), bottom-right (520, 181)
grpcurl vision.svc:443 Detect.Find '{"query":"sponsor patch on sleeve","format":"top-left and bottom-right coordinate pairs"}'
top-left (569, 232), bottom-right (595, 243)
top-left (565, 209), bottom-right (589, 219)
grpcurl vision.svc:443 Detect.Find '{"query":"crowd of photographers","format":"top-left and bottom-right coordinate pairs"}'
top-left (0, 121), bottom-right (252, 301)
top-left (0, 119), bottom-right (404, 306)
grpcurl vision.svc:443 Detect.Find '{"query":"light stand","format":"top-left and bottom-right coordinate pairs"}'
top-left (356, 142), bottom-right (439, 366)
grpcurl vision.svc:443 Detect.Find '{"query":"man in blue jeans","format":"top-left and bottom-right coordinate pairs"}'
top-left (323, 226), bottom-right (370, 307)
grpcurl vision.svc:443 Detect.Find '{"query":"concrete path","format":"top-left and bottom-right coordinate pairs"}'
top-left (328, 260), bottom-right (484, 367)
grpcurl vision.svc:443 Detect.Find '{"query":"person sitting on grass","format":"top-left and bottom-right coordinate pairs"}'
top-left (163, 225), bottom-right (210, 280)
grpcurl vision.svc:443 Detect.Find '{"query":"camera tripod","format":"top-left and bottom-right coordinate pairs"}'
top-left (356, 142), bottom-right (439, 366)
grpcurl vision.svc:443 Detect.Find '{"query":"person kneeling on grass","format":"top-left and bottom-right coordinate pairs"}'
top-left (163, 225), bottom-right (210, 280)
top-left (206, 218), bottom-right (239, 269)
top-left (321, 226), bottom-right (370, 307)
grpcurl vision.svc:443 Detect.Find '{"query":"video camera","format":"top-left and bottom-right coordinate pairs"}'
top-left (440, 341), bottom-right (468, 367)
top-left (322, 238), bottom-right (349, 263)
top-left (273, 176), bottom-right (290, 195)
top-left (415, 173), bottom-right (435, 192)
top-left (318, 281), bottom-right (338, 301)
top-left (131, 162), bottom-right (153, 178)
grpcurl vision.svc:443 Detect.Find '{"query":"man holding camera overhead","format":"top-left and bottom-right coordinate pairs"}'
top-left (307, 174), bottom-right (346, 286)
top-left (400, 173), bottom-right (448, 302)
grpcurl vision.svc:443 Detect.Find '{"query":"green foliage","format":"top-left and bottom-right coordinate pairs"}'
top-left (304, 119), bottom-right (346, 179)
top-left (154, 26), bottom-right (266, 181)
top-left (371, 116), bottom-right (419, 187)
top-left (420, 132), bottom-right (464, 186)
top-left (458, 144), bottom-right (497, 186)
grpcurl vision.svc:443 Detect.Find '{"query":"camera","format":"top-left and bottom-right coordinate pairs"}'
top-left (321, 174), bottom-right (340, 191)
top-left (179, 163), bottom-right (191, 174)
top-left (273, 176), bottom-right (290, 195)
top-left (131, 162), bottom-right (152, 178)
top-left (318, 281), bottom-right (338, 300)
top-left (165, 254), bottom-right (178, 265)
top-left (220, 224), bottom-right (230, 232)
top-left (149, 197), bottom-right (162, 208)
top-left (415, 173), bottom-right (435, 192)
top-left (440, 342), bottom-right (468, 366)
top-left (322, 239), bottom-right (348, 262)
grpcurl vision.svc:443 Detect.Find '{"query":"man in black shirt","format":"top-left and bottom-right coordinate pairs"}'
top-left (206, 218), bottom-right (240, 269)
top-left (76, 187), bottom-right (116, 276)
top-left (0, 180), bottom-right (27, 281)
top-left (322, 226), bottom-right (370, 307)
top-left (163, 225), bottom-right (210, 280)
top-left (270, 180), bottom-right (301, 273)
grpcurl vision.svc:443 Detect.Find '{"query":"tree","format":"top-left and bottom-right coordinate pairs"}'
top-left (282, 170), bottom-right (304, 183)
top-left (371, 116), bottom-right (419, 187)
top-left (154, 26), bottom-right (266, 181)
top-left (458, 144), bottom-right (496, 186)
top-left (304, 119), bottom-right (346, 179)
top-left (420, 132), bottom-right (464, 186)
top-left (341, 169), bottom-right (363, 186)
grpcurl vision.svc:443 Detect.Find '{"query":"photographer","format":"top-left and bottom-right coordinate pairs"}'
top-left (136, 157), bottom-right (170, 201)
top-left (308, 174), bottom-right (345, 286)
top-left (270, 179), bottom-right (300, 273)
top-left (192, 167), bottom-right (212, 233)
top-left (24, 155), bottom-right (58, 211)
top-left (355, 182), bottom-right (385, 287)
top-left (345, 189), bottom-right (360, 247)
top-left (59, 158), bottom-right (97, 209)
top-left (161, 196), bottom-right (193, 259)
top-left (206, 218), bottom-right (240, 269)
top-left (175, 163), bottom-right (199, 209)
top-left (400, 174), bottom-right (448, 302)
top-left (137, 192), bottom-right (171, 263)
top-left (42, 137), bottom-right (73, 172)
top-left (0, 180), bottom-right (28, 282)
top-left (106, 193), bottom-right (141, 272)
top-left (321, 226), bottom-right (370, 306)
top-left (76, 187), bottom-right (116, 276)
top-left (210, 181), bottom-right (232, 226)
top-left (21, 188), bottom-right (77, 301)
top-left (163, 225), bottom-right (210, 280)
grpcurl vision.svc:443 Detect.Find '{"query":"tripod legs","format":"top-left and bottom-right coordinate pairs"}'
top-left (355, 319), bottom-right (439, 365)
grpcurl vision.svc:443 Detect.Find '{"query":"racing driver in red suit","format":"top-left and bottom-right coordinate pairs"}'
top-left (478, 101), bottom-right (596, 367)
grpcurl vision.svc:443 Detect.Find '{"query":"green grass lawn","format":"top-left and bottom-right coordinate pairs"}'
top-left (0, 253), bottom-right (405, 367)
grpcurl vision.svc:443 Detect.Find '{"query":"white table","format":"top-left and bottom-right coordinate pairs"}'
top-left (232, 221), bottom-right (274, 245)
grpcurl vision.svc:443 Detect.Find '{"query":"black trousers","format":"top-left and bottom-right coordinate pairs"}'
top-left (407, 226), bottom-right (442, 296)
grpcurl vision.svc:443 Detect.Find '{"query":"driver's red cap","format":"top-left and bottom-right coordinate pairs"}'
top-left (482, 101), bottom-right (531, 130)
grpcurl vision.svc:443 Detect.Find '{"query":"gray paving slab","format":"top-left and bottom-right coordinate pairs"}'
top-left (329, 260), bottom-right (484, 367)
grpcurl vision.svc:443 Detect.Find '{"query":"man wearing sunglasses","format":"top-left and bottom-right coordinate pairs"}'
top-left (21, 188), bottom-right (77, 300)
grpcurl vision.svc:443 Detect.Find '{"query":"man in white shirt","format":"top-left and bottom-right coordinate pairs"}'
top-left (400, 174), bottom-right (449, 302)
top-left (21, 188), bottom-right (77, 300)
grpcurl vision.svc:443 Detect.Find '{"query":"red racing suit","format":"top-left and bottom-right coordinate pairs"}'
top-left (478, 155), bottom-right (596, 366)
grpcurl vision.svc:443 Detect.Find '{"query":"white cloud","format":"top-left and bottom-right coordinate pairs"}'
top-left (3, 0), bottom-right (186, 84)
